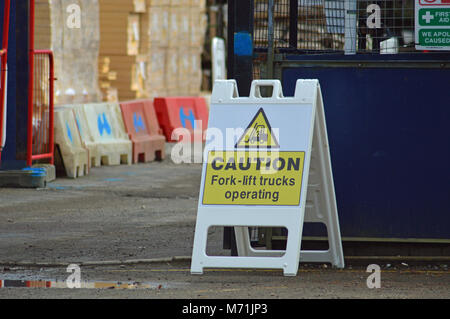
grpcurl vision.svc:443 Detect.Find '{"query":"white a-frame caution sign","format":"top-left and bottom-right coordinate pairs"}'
top-left (191, 79), bottom-right (344, 276)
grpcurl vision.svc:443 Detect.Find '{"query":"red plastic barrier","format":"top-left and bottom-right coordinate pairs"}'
top-left (154, 97), bottom-right (209, 143)
top-left (120, 99), bottom-right (166, 163)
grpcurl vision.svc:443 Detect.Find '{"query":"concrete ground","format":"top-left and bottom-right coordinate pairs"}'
top-left (0, 262), bottom-right (449, 299)
top-left (0, 149), bottom-right (449, 299)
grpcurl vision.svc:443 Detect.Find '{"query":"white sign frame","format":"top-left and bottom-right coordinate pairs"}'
top-left (191, 79), bottom-right (344, 277)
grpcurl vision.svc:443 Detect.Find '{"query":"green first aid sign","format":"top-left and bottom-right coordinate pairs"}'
top-left (419, 8), bottom-right (450, 26)
top-left (416, 2), bottom-right (450, 50)
top-left (419, 29), bottom-right (450, 45)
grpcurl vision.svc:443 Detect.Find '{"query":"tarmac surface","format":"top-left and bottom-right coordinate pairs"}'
top-left (0, 148), bottom-right (449, 299)
top-left (0, 262), bottom-right (449, 299)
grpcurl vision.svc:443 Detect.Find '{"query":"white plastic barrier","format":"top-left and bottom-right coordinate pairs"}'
top-left (72, 103), bottom-right (132, 167)
top-left (54, 106), bottom-right (89, 178)
top-left (71, 104), bottom-right (97, 168)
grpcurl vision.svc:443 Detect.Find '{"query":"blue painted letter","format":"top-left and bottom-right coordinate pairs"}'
top-left (179, 107), bottom-right (196, 129)
top-left (97, 113), bottom-right (112, 136)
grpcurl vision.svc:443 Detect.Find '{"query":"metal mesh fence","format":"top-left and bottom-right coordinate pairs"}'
top-left (356, 0), bottom-right (416, 53)
top-left (254, 0), bottom-right (291, 48)
top-left (253, 0), bottom-right (417, 55)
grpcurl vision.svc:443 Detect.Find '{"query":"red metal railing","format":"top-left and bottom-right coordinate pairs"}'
top-left (0, 0), bottom-right (10, 163)
top-left (27, 50), bottom-right (55, 165)
top-left (27, 0), bottom-right (55, 166)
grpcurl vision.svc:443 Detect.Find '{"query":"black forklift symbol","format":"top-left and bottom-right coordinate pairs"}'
top-left (246, 123), bottom-right (268, 144)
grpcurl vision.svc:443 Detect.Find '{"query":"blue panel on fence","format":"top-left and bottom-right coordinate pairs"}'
top-left (234, 32), bottom-right (253, 57)
top-left (283, 61), bottom-right (450, 239)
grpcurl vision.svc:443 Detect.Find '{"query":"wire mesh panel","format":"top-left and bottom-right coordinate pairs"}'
top-left (253, 0), bottom-right (419, 55)
top-left (30, 51), bottom-right (54, 164)
top-left (254, 0), bottom-right (291, 48)
top-left (299, 0), bottom-right (345, 51)
top-left (356, 0), bottom-right (415, 53)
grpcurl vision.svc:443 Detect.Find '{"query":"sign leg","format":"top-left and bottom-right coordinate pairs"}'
top-left (234, 227), bottom-right (253, 256)
top-left (191, 223), bottom-right (208, 275)
top-left (282, 222), bottom-right (303, 276)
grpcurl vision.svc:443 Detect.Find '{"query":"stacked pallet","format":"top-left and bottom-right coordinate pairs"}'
top-left (34, 0), bottom-right (101, 105)
top-left (34, 0), bottom-right (207, 103)
top-left (140, 1), bottom-right (170, 98)
top-left (98, 0), bottom-right (147, 102)
top-left (187, 0), bottom-right (208, 96)
top-left (99, 0), bottom-right (207, 102)
top-left (141, 0), bottom-right (207, 99)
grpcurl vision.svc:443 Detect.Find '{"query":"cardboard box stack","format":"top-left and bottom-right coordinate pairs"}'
top-left (187, 0), bottom-right (207, 96)
top-left (35, 0), bottom-right (208, 104)
top-left (140, 1), bottom-right (170, 98)
top-left (140, 0), bottom-right (207, 99)
top-left (98, 0), bottom-right (147, 102)
top-left (34, 0), bottom-right (102, 105)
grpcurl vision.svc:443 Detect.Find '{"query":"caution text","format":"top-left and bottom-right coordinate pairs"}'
top-left (202, 151), bottom-right (305, 206)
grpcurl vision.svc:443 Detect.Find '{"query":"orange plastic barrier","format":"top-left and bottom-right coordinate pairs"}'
top-left (120, 100), bottom-right (166, 163)
top-left (154, 97), bottom-right (209, 143)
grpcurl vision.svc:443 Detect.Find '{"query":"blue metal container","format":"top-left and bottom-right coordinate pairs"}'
top-left (281, 53), bottom-right (450, 240)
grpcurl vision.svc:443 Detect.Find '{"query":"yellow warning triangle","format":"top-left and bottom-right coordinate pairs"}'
top-left (236, 108), bottom-right (280, 149)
